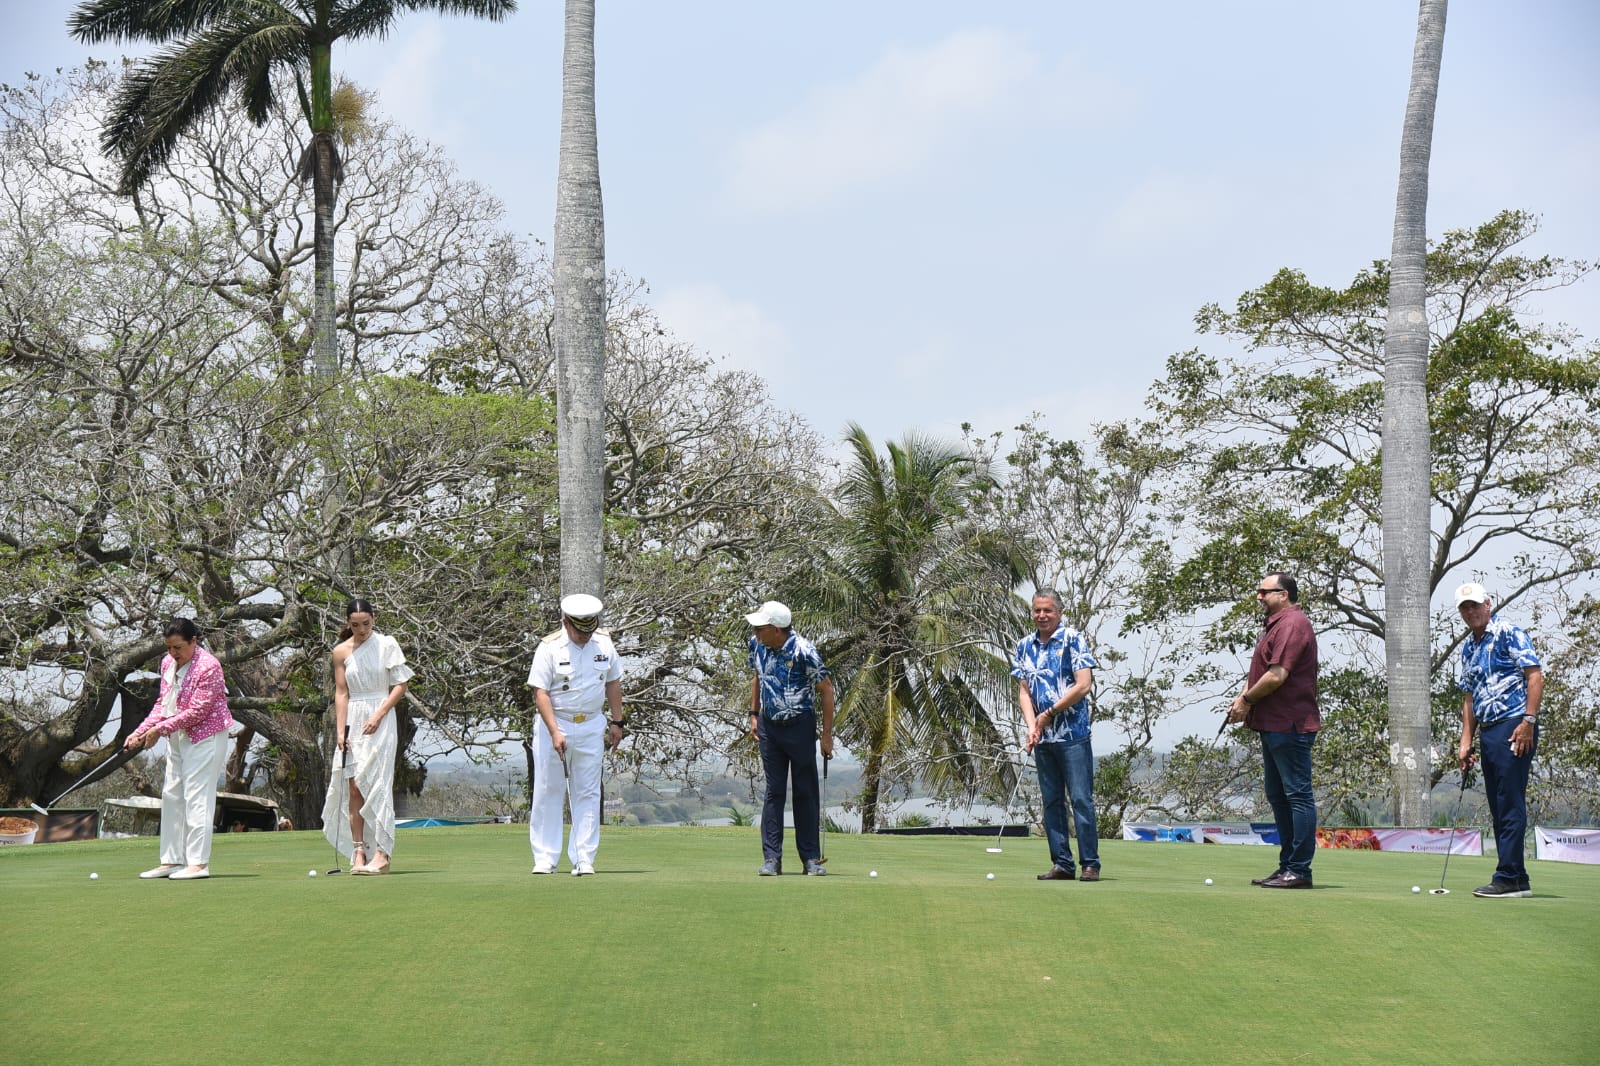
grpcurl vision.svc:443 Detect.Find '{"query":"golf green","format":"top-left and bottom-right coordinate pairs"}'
top-left (2, 826), bottom-right (1595, 1064)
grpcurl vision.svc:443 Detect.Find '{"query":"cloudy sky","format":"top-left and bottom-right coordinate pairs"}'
top-left (5, 1), bottom-right (1595, 453)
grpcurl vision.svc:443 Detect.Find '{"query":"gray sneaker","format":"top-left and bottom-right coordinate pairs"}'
top-left (1473, 880), bottom-right (1531, 898)
top-left (804, 860), bottom-right (827, 876)
top-left (758, 859), bottom-right (782, 876)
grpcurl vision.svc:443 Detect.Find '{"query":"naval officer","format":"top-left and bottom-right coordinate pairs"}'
top-left (528, 594), bottom-right (626, 875)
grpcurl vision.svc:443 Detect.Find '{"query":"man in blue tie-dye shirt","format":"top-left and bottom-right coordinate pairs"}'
top-left (1455, 583), bottom-right (1544, 898)
top-left (1011, 588), bottom-right (1101, 882)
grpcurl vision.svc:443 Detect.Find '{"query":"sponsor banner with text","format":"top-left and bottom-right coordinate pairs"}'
top-left (1534, 826), bottom-right (1600, 864)
top-left (1314, 827), bottom-right (1482, 855)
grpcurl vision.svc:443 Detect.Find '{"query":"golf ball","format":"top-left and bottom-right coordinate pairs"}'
top-left (1204, 878), bottom-right (1213, 885)
top-left (309, 869), bottom-right (318, 878)
top-left (986, 872), bottom-right (995, 880)
top-left (89, 872), bottom-right (98, 880)
top-left (869, 870), bottom-right (878, 878)
top-left (1412, 885), bottom-right (1421, 893)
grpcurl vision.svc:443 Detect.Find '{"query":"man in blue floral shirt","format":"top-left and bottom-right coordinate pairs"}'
top-left (747, 601), bottom-right (835, 876)
top-left (1455, 583), bottom-right (1544, 898)
top-left (1012, 588), bottom-right (1101, 882)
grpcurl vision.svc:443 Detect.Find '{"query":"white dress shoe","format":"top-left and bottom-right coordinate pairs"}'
top-left (573, 862), bottom-right (595, 876)
top-left (139, 865), bottom-right (179, 879)
top-left (531, 862), bottom-right (555, 875)
top-left (168, 866), bottom-right (210, 880)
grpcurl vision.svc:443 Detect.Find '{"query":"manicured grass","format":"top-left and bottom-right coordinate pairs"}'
top-left (2, 826), bottom-right (1596, 1064)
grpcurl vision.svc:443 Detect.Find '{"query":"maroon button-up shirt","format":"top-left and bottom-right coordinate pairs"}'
top-left (1246, 603), bottom-right (1320, 734)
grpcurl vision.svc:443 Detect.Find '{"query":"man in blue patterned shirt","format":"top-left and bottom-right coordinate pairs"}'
top-left (747, 601), bottom-right (835, 876)
top-left (1455, 583), bottom-right (1544, 898)
top-left (1012, 588), bottom-right (1101, 881)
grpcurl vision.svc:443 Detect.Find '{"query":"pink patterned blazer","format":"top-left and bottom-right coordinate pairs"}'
top-left (135, 646), bottom-right (235, 743)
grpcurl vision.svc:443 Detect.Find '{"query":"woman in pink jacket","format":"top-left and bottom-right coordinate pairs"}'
top-left (125, 617), bottom-right (235, 881)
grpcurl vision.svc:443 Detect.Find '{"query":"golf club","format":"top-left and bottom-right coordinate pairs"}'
top-left (33, 742), bottom-right (144, 812)
top-left (987, 754), bottom-right (1028, 853)
top-left (818, 753), bottom-right (829, 865)
top-left (327, 726), bottom-right (350, 875)
top-left (1430, 767), bottom-right (1471, 895)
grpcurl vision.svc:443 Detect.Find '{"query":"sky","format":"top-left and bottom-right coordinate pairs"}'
top-left (4, 2), bottom-right (1598, 752)
top-left (4, 1), bottom-right (1595, 452)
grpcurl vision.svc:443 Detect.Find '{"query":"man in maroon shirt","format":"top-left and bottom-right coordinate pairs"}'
top-left (1226, 572), bottom-right (1320, 889)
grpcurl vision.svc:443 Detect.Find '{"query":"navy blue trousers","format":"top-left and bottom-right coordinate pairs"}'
top-left (758, 715), bottom-right (820, 866)
top-left (1479, 717), bottom-right (1537, 885)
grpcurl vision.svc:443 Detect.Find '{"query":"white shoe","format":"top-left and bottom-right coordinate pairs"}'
top-left (169, 866), bottom-right (210, 880)
top-left (139, 865), bottom-right (180, 879)
top-left (573, 862), bottom-right (595, 876)
top-left (531, 862), bottom-right (555, 875)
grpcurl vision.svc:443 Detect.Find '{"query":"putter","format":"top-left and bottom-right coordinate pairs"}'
top-left (987, 756), bottom-right (1027, 853)
top-left (327, 726), bottom-right (350, 875)
top-left (33, 743), bottom-right (144, 811)
top-left (1430, 769), bottom-right (1471, 895)
top-left (818, 753), bottom-right (829, 865)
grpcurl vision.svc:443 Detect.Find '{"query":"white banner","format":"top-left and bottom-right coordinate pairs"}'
top-left (1534, 825), bottom-right (1600, 864)
top-left (1314, 827), bottom-right (1481, 855)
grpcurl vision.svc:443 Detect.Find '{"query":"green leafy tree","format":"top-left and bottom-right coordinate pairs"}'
top-left (795, 424), bottom-right (1027, 833)
top-left (1134, 210), bottom-right (1600, 812)
top-left (68, 0), bottom-right (518, 376)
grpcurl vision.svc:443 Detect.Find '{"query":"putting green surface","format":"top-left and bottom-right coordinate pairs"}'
top-left (3, 826), bottom-right (1595, 1064)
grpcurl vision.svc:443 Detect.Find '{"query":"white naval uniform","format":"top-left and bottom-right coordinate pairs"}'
top-left (528, 628), bottom-right (623, 869)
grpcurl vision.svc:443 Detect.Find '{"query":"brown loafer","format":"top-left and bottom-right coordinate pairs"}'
top-left (1037, 866), bottom-right (1075, 881)
top-left (1080, 867), bottom-right (1101, 882)
top-left (1260, 871), bottom-right (1313, 889)
top-left (1251, 871), bottom-right (1284, 886)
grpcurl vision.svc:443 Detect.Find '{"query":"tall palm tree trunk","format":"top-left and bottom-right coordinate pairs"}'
top-left (309, 41), bottom-right (339, 377)
top-left (1381, 0), bottom-right (1447, 826)
top-left (553, 0), bottom-right (607, 598)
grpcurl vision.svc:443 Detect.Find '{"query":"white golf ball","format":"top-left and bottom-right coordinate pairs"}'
top-left (309, 869), bottom-right (318, 878)
top-left (986, 872), bottom-right (995, 880)
top-left (1204, 878), bottom-right (1213, 885)
top-left (1411, 885), bottom-right (1421, 893)
top-left (89, 872), bottom-right (98, 880)
top-left (869, 870), bottom-right (878, 878)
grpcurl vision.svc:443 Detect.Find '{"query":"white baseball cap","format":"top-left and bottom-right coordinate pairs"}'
top-left (745, 600), bottom-right (792, 628)
top-left (1454, 582), bottom-right (1490, 607)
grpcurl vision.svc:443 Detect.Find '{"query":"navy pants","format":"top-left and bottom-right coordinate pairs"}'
top-left (1260, 730), bottom-right (1318, 878)
top-left (1479, 717), bottom-right (1537, 885)
top-left (758, 715), bottom-right (820, 866)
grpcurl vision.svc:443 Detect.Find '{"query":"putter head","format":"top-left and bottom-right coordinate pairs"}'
top-left (1428, 887), bottom-right (1450, 895)
top-left (326, 867), bottom-right (344, 876)
top-left (985, 847), bottom-right (1003, 853)
top-left (29, 802), bottom-right (50, 817)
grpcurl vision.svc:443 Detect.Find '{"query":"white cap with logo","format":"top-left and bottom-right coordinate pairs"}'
top-left (744, 600), bottom-right (792, 628)
top-left (1454, 582), bottom-right (1490, 607)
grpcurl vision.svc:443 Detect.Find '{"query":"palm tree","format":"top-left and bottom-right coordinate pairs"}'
top-left (68, 0), bottom-right (518, 377)
top-left (552, 0), bottom-right (606, 598)
top-left (799, 424), bottom-right (1027, 833)
top-left (1381, 0), bottom-right (1448, 826)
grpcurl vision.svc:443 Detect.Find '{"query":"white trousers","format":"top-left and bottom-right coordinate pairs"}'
top-left (159, 730), bottom-right (229, 866)
top-left (529, 715), bottom-right (606, 868)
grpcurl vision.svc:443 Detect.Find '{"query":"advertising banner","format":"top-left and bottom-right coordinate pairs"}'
top-left (1315, 827), bottom-right (1481, 855)
top-left (1533, 825), bottom-right (1600, 864)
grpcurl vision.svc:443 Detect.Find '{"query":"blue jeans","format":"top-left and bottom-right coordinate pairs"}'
top-left (1260, 731), bottom-right (1317, 878)
top-left (757, 714), bottom-right (821, 866)
top-left (1034, 735), bottom-right (1099, 872)
top-left (1479, 717), bottom-right (1536, 885)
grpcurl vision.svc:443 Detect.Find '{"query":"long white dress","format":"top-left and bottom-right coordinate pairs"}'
top-left (321, 632), bottom-right (414, 860)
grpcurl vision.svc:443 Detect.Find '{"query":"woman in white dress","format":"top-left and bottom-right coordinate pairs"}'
top-left (320, 599), bottom-right (413, 875)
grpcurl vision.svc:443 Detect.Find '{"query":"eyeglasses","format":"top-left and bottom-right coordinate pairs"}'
top-left (1255, 587), bottom-right (1284, 596)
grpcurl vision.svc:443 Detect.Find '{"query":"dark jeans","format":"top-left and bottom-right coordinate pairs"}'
top-left (1479, 717), bottom-right (1537, 885)
top-left (1260, 730), bottom-right (1317, 878)
top-left (758, 715), bottom-right (820, 866)
top-left (1034, 734), bottom-right (1099, 872)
